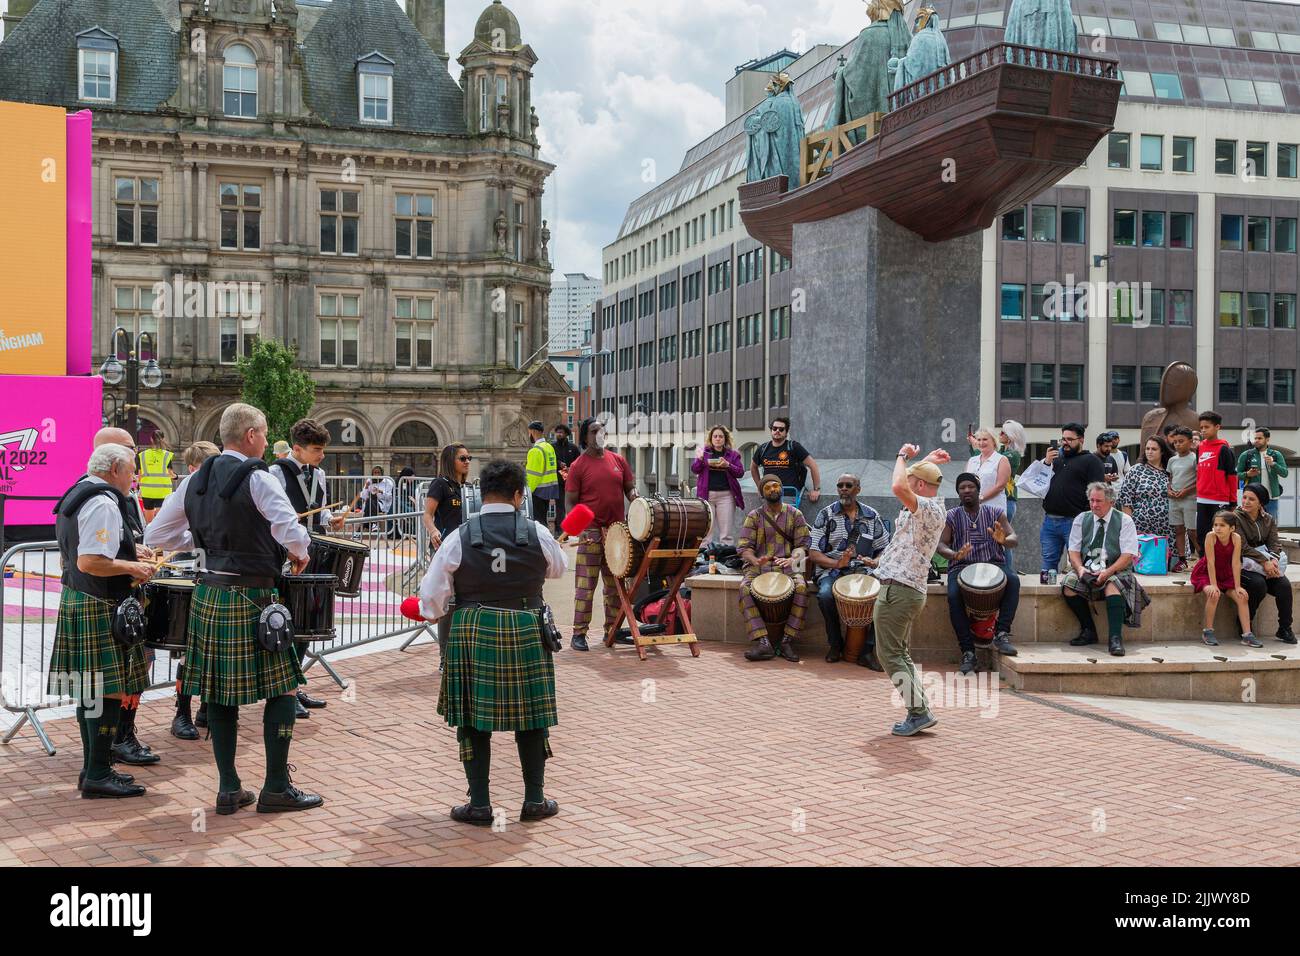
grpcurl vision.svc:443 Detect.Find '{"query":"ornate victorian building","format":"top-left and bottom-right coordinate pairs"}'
top-left (0, 0), bottom-right (565, 474)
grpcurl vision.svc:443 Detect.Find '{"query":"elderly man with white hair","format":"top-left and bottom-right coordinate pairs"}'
top-left (147, 403), bottom-right (322, 816)
top-left (49, 443), bottom-right (159, 799)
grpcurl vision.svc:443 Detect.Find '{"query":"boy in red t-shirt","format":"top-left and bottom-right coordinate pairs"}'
top-left (564, 418), bottom-right (638, 651)
top-left (1195, 411), bottom-right (1238, 556)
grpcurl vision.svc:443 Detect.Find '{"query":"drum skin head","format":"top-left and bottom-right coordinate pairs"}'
top-left (752, 571), bottom-right (795, 601)
top-left (958, 562), bottom-right (1006, 590)
top-left (153, 578), bottom-right (196, 590)
top-left (627, 498), bottom-right (652, 540)
top-left (833, 574), bottom-right (880, 600)
top-left (312, 533), bottom-right (368, 552)
top-left (604, 522), bottom-right (637, 576)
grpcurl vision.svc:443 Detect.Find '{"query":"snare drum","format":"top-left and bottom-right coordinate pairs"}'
top-left (627, 496), bottom-right (713, 548)
top-left (277, 574), bottom-right (337, 642)
top-left (957, 562), bottom-right (1007, 629)
top-left (751, 571), bottom-right (795, 640)
top-left (143, 578), bottom-right (196, 653)
top-left (833, 574), bottom-right (879, 662)
top-left (306, 533), bottom-right (369, 598)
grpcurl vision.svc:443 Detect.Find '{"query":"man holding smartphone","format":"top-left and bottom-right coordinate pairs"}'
top-left (1040, 424), bottom-right (1105, 576)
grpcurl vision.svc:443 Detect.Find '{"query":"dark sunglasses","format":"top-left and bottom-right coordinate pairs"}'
top-left (457, 455), bottom-right (472, 462)
top-left (771, 425), bottom-right (787, 432)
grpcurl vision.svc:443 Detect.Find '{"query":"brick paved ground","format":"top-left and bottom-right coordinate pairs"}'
top-left (3, 565), bottom-right (1300, 867)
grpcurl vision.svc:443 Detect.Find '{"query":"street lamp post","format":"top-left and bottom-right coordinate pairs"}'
top-left (99, 328), bottom-right (163, 443)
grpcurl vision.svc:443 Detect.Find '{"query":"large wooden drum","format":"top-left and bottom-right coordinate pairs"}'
top-left (958, 562), bottom-right (1007, 623)
top-left (604, 521), bottom-right (647, 578)
top-left (751, 571), bottom-right (795, 641)
top-left (833, 573), bottom-right (879, 663)
top-left (627, 496), bottom-right (712, 548)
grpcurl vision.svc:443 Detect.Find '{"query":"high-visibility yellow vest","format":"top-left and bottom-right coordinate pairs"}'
top-left (137, 448), bottom-right (175, 499)
top-left (526, 440), bottom-right (559, 498)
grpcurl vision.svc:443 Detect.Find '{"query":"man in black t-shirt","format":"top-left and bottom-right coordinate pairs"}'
top-left (552, 424), bottom-right (581, 541)
top-left (1041, 423), bottom-right (1106, 574)
top-left (748, 417), bottom-right (821, 503)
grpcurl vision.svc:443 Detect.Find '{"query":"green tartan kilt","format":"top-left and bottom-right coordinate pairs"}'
top-left (48, 587), bottom-right (150, 699)
top-left (180, 583), bottom-right (303, 706)
top-left (437, 606), bottom-right (557, 734)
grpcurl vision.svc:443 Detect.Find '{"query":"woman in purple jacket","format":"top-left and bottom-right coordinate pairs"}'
top-left (692, 425), bottom-right (746, 547)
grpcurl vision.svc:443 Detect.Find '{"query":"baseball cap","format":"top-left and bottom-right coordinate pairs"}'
top-left (272, 440), bottom-right (291, 456)
top-left (906, 462), bottom-right (943, 486)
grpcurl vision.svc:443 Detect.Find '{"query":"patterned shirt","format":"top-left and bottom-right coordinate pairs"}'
top-left (1116, 462), bottom-right (1171, 537)
top-left (944, 504), bottom-right (1007, 569)
top-left (738, 503), bottom-right (811, 568)
top-left (810, 499), bottom-right (890, 579)
top-left (875, 496), bottom-right (946, 592)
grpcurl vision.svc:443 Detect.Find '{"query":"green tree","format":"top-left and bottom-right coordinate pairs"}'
top-left (237, 339), bottom-right (315, 453)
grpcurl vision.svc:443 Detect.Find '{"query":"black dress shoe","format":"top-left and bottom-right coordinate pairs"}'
top-left (294, 698), bottom-right (311, 720)
top-left (520, 798), bottom-right (559, 822)
top-left (257, 784), bottom-right (324, 813)
top-left (297, 690), bottom-right (327, 709)
top-left (450, 803), bottom-right (495, 826)
top-left (171, 713), bottom-right (199, 741)
top-left (81, 774), bottom-right (147, 799)
top-left (111, 737), bottom-right (162, 766)
top-left (194, 704), bottom-right (208, 729)
top-left (78, 769), bottom-right (134, 790)
top-left (745, 637), bottom-right (776, 661)
top-left (778, 639), bottom-right (800, 662)
top-left (1069, 629), bottom-right (1099, 647)
top-left (825, 648), bottom-right (843, 663)
top-left (570, 635), bottom-right (590, 652)
top-left (959, 651), bottom-right (977, 675)
top-left (1108, 636), bottom-right (1125, 657)
top-left (216, 788), bottom-right (256, 815)
top-left (857, 649), bottom-right (883, 671)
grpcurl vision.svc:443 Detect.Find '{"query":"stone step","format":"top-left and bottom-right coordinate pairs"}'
top-left (998, 641), bottom-right (1300, 703)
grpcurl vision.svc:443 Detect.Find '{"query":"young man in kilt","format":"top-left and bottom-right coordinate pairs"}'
top-left (146, 404), bottom-right (323, 815)
top-left (270, 417), bottom-right (346, 719)
top-left (50, 443), bottom-right (159, 798)
top-left (419, 459), bottom-right (568, 825)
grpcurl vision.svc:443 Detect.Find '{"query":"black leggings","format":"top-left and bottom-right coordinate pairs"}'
top-left (1241, 570), bottom-right (1293, 632)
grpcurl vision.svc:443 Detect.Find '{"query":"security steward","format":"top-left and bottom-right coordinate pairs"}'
top-left (419, 459), bottom-right (568, 825)
top-left (525, 420), bottom-right (560, 533)
top-left (270, 417), bottom-right (346, 719)
top-left (50, 443), bottom-right (157, 799)
top-left (137, 432), bottom-right (177, 523)
top-left (146, 403), bottom-right (323, 815)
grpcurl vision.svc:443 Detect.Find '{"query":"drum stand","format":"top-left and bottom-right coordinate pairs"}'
top-left (603, 536), bottom-right (701, 661)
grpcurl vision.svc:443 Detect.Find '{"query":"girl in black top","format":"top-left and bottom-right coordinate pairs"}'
top-left (424, 443), bottom-right (471, 550)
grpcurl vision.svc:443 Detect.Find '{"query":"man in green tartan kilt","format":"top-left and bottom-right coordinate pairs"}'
top-left (50, 443), bottom-right (159, 799)
top-left (146, 404), bottom-right (323, 815)
top-left (420, 459), bottom-right (568, 825)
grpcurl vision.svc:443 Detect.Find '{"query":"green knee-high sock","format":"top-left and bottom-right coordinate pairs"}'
top-left (461, 728), bottom-right (492, 808)
top-left (515, 729), bottom-right (548, 804)
top-left (262, 695), bottom-right (297, 793)
top-left (1063, 593), bottom-right (1094, 631)
top-left (206, 702), bottom-right (242, 792)
top-left (1105, 594), bottom-right (1126, 639)
top-left (75, 705), bottom-right (90, 775)
top-left (86, 698), bottom-right (123, 783)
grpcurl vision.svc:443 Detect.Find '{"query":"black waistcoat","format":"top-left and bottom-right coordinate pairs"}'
top-left (55, 480), bottom-right (138, 600)
top-left (452, 511), bottom-right (549, 605)
top-left (270, 458), bottom-right (326, 532)
top-left (184, 455), bottom-right (285, 577)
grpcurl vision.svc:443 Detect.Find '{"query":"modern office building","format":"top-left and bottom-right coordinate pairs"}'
top-left (0, 0), bottom-right (566, 475)
top-left (548, 271), bottom-right (600, 352)
top-left (593, 0), bottom-right (1300, 522)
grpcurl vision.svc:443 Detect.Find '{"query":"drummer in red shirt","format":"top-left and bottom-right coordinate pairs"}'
top-left (564, 418), bottom-right (638, 651)
top-left (1194, 411), bottom-right (1238, 560)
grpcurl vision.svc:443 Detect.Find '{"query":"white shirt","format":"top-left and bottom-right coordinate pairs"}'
top-left (360, 475), bottom-right (395, 513)
top-left (418, 503), bottom-right (568, 622)
top-left (76, 476), bottom-right (126, 560)
top-left (1068, 507), bottom-right (1140, 564)
top-left (966, 450), bottom-right (1009, 513)
top-left (273, 455), bottom-right (334, 527)
top-left (145, 450), bottom-right (312, 565)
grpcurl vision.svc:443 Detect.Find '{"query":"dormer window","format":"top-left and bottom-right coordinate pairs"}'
top-left (356, 52), bottom-right (395, 125)
top-left (223, 44), bottom-right (258, 118)
top-left (76, 28), bottom-right (119, 103)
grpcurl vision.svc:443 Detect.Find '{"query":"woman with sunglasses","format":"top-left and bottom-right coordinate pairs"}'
top-left (425, 444), bottom-right (473, 553)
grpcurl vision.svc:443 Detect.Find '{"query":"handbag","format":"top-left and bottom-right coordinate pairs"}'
top-left (537, 605), bottom-right (563, 654)
top-left (110, 595), bottom-right (148, 648)
top-left (257, 602), bottom-right (295, 653)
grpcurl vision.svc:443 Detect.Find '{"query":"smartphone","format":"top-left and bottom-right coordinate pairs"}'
top-left (1049, 440), bottom-right (1060, 450)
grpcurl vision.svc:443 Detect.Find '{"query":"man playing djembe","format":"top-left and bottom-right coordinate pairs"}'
top-left (738, 475), bottom-right (811, 662)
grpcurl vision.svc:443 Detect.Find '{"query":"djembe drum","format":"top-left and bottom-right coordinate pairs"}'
top-left (832, 573), bottom-right (880, 661)
top-left (957, 563), bottom-right (1007, 645)
top-left (751, 571), bottom-right (795, 643)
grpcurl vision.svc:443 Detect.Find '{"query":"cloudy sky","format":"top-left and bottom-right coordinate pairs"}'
top-left (0, 0), bottom-right (873, 277)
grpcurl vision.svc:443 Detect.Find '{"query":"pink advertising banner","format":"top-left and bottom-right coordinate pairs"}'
top-left (66, 110), bottom-right (93, 376)
top-left (0, 374), bottom-right (103, 526)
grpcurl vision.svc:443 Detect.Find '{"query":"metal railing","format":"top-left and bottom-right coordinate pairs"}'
top-left (888, 42), bottom-right (1120, 112)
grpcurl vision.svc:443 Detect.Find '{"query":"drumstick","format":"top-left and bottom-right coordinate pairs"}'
top-left (297, 501), bottom-right (345, 520)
